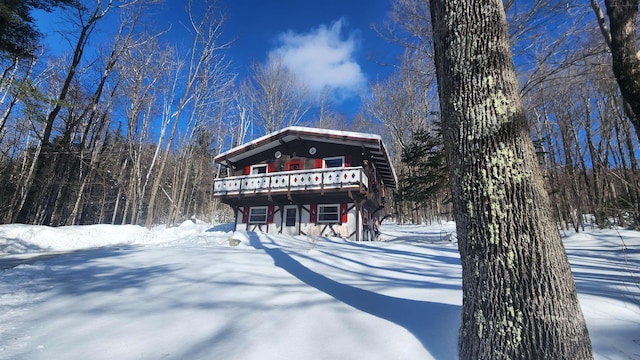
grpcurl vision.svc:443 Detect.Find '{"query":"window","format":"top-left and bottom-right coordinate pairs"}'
top-left (250, 165), bottom-right (268, 174)
top-left (287, 161), bottom-right (301, 171)
top-left (248, 207), bottom-right (267, 224)
top-left (318, 204), bottom-right (340, 223)
top-left (285, 207), bottom-right (297, 227)
top-left (323, 156), bottom-right (344, 168)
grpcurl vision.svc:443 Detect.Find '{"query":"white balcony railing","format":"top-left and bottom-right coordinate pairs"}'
top-left (213, 167), bottom-right (368, 196)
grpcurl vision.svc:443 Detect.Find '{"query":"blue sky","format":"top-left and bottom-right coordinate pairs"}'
top-left (34, 0), bottom-right (400, 118)
top-left (194, 0), bottom-right (399, 116)
top-left (221, 0), bottom-right (397, 84)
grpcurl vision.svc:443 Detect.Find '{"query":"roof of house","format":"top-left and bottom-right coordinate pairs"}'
top-left (214, 126), bottom-right (398, 189)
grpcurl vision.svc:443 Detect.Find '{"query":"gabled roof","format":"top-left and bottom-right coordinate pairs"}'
top-left (215, 126), bottom-right (398, 189)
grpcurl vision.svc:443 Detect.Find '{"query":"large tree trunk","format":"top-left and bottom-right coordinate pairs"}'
top-left (429, 0), bottom-right (593, 358)
top-left (621, 113), bottom-right (640, 226)
top-left (603, 0), bottom-right (640, 141)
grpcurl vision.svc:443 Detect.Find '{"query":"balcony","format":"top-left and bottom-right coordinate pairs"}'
top-left (213, 167), bottom-right (369, 199)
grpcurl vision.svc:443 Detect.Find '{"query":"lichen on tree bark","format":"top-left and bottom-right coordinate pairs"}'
top-left (429, 0), bottom-right (594, 358)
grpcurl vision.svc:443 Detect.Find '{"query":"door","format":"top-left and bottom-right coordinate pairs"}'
top-left (283, 205), bottom-right (298, 235)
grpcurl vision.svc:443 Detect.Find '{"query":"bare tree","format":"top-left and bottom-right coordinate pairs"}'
top-left (14, 0), bottom-right (121, 224)
top-left (1, 0), bottom-right (232, 226)
top-left (378, 0), bottom-right (594, 97)
top-left (429, 0), bottom-right (593, 358)
top-left (0, 57), bottom-right (32, 137)
top-left (230, 88), bottom-right (255, 147)
top-left (366, 50), bottom-right (437, 151)
top-left (505, 0), bottom-right (595, 96)
top-left (66, 0), bottom-right (157, 225)
top-left (240, 57), bottom-right (311, 135)
top-left (364, 49), bottom-right (440, 222)
top-left (165, 60), bottom-right (234, 226)
top-left (144, 0), bottom-right (232, 228)
top-left (110, 34), bottom-right (171, 224)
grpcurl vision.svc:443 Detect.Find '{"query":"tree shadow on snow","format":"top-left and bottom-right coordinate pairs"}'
top-left (0, 245), bottom-right (135, 270)
top-left (0, 237), bottom-right (50, 259)
top-left (13, 246), bottom-right (177, 297)
top-left (248, 233), bottom-right (460, 359)
top-left (566, 233), bottom-right (640, 305)
top-left (205, 223), bottom-right (235, 232)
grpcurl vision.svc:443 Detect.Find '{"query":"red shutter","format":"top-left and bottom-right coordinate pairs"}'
top-left (340, 203), bottom-right (348, 223)
top-left (315, 158), bottom-right (323, 168)
top-left (241, 207), bottom-right (250, 223)
top-left (344, 155), bottom-right (351, 167)
top-left (267, 206), bottom-right (275, 223)
top-left (310, 204), bottom-right (317, 223)
top-left (268, 162), bottom-right (275, 173)
top-left (244, 166), bottom-right (251, 175)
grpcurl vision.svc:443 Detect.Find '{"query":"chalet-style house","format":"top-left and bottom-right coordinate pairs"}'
top-left (213, 126), bottom-right (397, 241)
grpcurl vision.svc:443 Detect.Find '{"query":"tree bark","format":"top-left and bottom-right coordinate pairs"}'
top-left (429, 0), bottom-right (593, 358)
top-left (622, 119), bottom-right (640, 226)
top-left (603, 0), bottom-right (640, 141)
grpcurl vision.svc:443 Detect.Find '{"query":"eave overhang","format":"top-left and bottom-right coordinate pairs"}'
top-left (214, 126), bottom-right (398, 189)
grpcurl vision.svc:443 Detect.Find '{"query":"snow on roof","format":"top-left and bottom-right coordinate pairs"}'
top-left (216, 126), bottom-right (383, 158)
top-left (215, 126), bottom-right (398, 188)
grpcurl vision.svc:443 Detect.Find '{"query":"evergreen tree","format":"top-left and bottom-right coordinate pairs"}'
top-left (398, 128), bottom-right (448, 209)
top-left (0, 0), bottom-right (78, 60)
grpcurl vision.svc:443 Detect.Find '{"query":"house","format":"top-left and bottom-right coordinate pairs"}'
top-left (213, 126), bottom-right (398, 241)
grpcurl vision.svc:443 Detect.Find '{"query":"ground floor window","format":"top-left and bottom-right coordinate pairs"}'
top-left (248, 207), bottom-right (267, 224)
top-left (318, 204), bottom-right (340, 223)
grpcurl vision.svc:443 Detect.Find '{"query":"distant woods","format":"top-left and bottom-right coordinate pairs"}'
top-left (373, 0), bottom-right (640, 229)
top-left (0, 0), bottom-right (638, 229)
top-left (0, 0), bottom-right (236, 226)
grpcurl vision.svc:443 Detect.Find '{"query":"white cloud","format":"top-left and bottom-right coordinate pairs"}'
top-left (268, 19), bottom-right (366, 99)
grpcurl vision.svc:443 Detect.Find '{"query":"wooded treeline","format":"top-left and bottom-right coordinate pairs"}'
top-left (371, 0), bottom-right (640, 229)
top-left (0, 0), bottom-right (237, 227)
top-left (0, 0), bottom-right (638, 229)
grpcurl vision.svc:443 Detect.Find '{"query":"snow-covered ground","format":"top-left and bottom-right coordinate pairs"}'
top-left (0, 221), bottom-right (638, 359)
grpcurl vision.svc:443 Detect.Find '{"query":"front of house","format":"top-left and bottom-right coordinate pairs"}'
top-left (213, 126), bottom-right (397, 241)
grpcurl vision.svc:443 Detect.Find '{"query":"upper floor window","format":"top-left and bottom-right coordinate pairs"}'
top-left (287, 161), bottom-right (301, 171)
top-left (250, 164), bottom-right (268, 174)
top-left (323, 156), bottom-right (344, 168)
